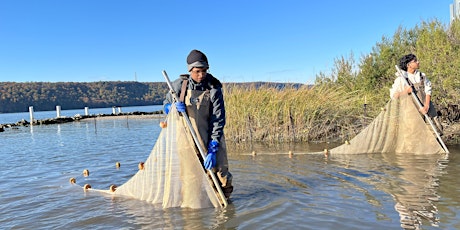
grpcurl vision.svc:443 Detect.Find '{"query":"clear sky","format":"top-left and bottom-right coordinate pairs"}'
top-left (0, 0), bottom-right (453, 84)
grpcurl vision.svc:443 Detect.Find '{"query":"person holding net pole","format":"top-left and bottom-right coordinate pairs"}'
top-left (163, 49), bottom-right (233, 200)
top-left (390, 53), bottom-right (443, 134)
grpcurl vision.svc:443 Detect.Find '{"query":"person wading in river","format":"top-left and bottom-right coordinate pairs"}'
top-left (390, 53), bottom-right (443, 134)
top-left (163, 49), bottom-right (233, 199)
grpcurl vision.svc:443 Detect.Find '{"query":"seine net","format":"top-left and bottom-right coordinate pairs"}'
top-left (330, 94), bottom-right (445, 154)
top-left (113, 106), bottom-right (221, 208)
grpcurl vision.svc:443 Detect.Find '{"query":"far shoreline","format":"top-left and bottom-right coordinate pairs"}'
top-left (2, 109), bottom-right (460, 146)
top-left (0, 111), bottom-right (165, 132)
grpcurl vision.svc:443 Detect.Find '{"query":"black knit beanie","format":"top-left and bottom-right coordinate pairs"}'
top-left (186, 49), bottom-right (209, 72)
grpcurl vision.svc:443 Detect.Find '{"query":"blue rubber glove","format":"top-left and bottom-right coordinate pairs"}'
top-left (175, 102), bottom-right (186, 113)
top-left (163, 103), bottom-right (171, 114)
top-left (204, 140), bottom-right (218, 170)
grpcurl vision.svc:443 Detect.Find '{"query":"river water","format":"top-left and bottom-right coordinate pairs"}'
top-left (1, 106), bottom-right (459, 229)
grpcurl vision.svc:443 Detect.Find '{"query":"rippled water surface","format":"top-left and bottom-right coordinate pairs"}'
top-left (1, 106), bottom-right (460, 229)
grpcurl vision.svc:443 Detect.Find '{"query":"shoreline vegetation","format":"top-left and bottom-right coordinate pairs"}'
top-left (224, 84), bottom-right (370, 144)
top-left (224, 84), bottom-right (460, 146)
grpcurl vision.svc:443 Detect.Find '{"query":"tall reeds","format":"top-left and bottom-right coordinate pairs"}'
top-left (224, 83), bottom-right (375, 144)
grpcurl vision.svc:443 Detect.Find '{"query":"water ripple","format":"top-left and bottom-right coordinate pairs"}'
top-left (1, 117), bottom-right (459, 229)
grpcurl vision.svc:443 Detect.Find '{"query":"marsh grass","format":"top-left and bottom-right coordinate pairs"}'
top-left (224, 84), bottom-right (378, 144)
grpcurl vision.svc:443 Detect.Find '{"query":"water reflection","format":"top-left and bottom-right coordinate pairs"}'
top-left (29, 124), bottom-right (35, 143)
top-left (385, 154), bottom-right (447, 229)
top-left (56, 124), bottom-right (64, 147)
top-left (329, 152), bottom-right (449, 229)
top-left (98, 195), bottom-right (237, 229)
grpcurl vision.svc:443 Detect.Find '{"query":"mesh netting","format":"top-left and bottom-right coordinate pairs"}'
top-left (112, 106), bottom-right (221, 208)
top-left (330, 95), bottom-right (445, 154)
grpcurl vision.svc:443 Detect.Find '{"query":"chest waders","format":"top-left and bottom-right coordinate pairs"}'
top-left (410, 73), bottom-right (437, 118)
top-left (409, 73), bottom-right (444, 134)
top-left (180, 80), bottom-right (233, 198)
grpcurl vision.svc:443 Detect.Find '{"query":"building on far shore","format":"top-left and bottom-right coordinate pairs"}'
top-left (450, 0), bottom-right (460, 21)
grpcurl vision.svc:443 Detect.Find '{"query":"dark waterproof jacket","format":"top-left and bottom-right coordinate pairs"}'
top-left (163, 73), bottom-right (225, 143)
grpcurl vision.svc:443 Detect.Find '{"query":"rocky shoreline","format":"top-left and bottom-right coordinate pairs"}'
top-left (0, 110), bottom-right (164, 132)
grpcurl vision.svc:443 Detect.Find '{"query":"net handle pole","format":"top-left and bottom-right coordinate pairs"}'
top-left (395, 65), bottom-right (449, 153)
top-left (162, 70), bottom-right (228, 207)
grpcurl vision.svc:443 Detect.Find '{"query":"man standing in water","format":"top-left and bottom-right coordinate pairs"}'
top-left (390, 53), bottom-right (443, 133)
top-left (163, 49), bottom-right (233, 199)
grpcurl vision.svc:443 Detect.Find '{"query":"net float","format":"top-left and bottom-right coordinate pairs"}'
top-left (138, 162), bottom-right (145, 170)
top-left (109, 184), bottom-right (117, 192)
top-left (82, 169), bottom-right (89, 177)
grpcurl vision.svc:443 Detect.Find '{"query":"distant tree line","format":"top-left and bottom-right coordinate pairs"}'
top-left (0, 80), bottom-right (302, 113)
top-left (0, 81), bottom-right (169, 113)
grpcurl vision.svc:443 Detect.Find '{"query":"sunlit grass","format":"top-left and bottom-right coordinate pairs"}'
top-left (224, 84), bottom-right (379, 144)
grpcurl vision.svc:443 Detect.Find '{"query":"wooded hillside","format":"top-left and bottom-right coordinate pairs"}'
top-left (0, 81), bottom-right (303, 113)
top-left (0, 81), bottom-right (168, 113)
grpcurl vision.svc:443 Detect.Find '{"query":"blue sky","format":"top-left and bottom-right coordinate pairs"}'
top-left (0, 1), bottom-right (453, 84)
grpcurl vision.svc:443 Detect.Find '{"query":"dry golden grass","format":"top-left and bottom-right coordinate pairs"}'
top-left (224, 84), bottom-right (377, 143)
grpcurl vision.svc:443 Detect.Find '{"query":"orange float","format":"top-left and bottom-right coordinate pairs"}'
top-left (138, 162), bottom-right (145, 170)
top-left (109, 184), bottom-right (117, 192)
top-left (82, 169), bottom-right (89, 177)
